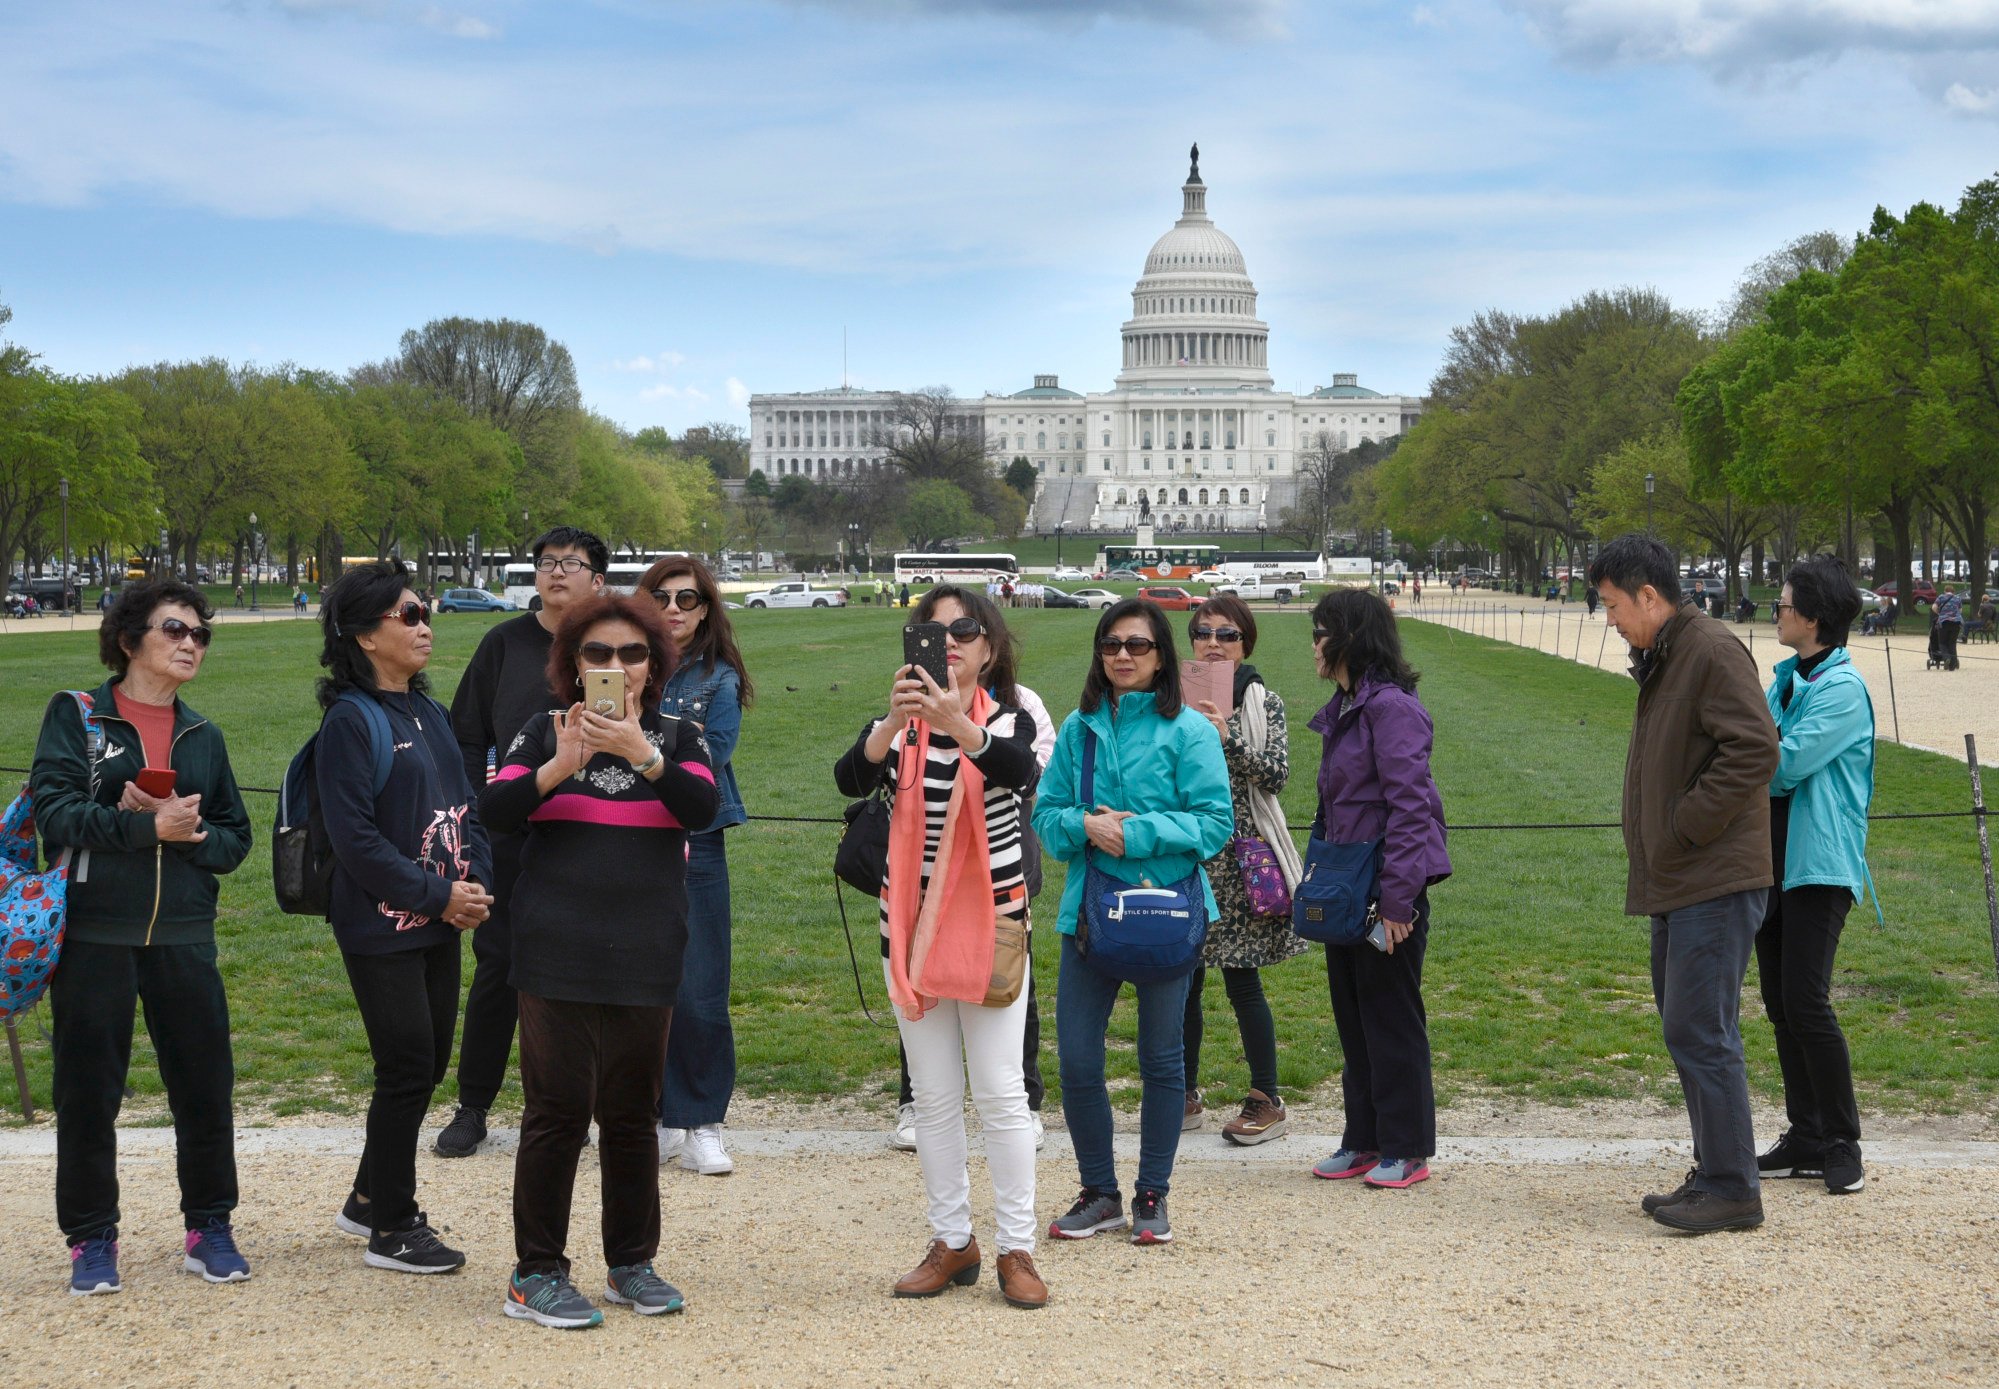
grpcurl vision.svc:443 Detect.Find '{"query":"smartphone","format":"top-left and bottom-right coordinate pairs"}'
top-left (1366, 912), bottom-right (1390, 953)
top-left (134, 767), bottom-right (177, 799)
top-left (902, 622), bottom-right (949, 688)
top-left (583, 668), bottom-right (627, 718)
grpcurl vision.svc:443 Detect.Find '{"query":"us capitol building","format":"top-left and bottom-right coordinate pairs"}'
top-left (745, 147), bottom-right (1421, 535)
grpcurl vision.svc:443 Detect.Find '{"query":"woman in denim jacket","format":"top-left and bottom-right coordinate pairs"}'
top-left (639, 557), bottom-right (751, 1176)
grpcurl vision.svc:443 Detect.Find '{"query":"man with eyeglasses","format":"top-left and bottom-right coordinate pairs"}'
top-left (436, 527), bottom-right (609, 1158)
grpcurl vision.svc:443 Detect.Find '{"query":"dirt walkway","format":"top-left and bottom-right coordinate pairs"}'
top-left (8, 1097), bottom-right (1995, 1388)
top-left (1405, 592), bottom-right (1999, 766)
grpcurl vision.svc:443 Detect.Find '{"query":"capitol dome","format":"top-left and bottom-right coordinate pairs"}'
top-left (1116, 145), bottom-right (1273, 390)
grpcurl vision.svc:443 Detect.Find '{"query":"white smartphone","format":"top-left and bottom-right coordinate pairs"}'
top-left (1366, 912), bottom-right (1390, 952)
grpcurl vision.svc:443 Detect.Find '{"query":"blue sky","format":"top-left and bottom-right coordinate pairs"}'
top-left (4, 0), bottom-right (1998, 433)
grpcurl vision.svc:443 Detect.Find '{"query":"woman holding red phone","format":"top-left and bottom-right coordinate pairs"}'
top-left (32, 578), bottom-right (254, 1296)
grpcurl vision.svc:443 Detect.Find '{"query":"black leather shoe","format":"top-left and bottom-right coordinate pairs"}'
top-left (1641, 1167), bottom-right (1698, 1215)
top-left (1652, 1189), bottom-right (1765, 1233)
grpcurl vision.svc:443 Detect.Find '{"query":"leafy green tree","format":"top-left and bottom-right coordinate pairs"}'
top-left (743, 469), bottom-right (771, 498)
top-left (1005, 456), bottom-right (1037, 506)
top-left (1, 366), bottom-right (152, 589)
top-left (897, 478), bottom-right (980, 548)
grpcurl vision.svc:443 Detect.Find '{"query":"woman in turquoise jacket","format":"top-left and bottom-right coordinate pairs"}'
top-left (1756, 556), bottom-right (1874, 1198)
top-left (1034, 599), bottom-right (1233, 1247)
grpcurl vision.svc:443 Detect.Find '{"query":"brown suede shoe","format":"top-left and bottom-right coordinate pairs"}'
top-left (1221, 1089), bottom-right (1289, 1146)
top-left (994, 1249), bottom-right (1048, 1309)
top-left (893, 1237), bottom-right (981, 1298)
top-left (1183, 1093), bottom-right (1205, 1131)
top-left (1651, 1189), bottom-right (1765, 1234)
top-left (1641, 1167), bottom-right (1698, 1215)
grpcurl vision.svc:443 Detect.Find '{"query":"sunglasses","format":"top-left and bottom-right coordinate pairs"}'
top-left (1312, 628), bottom-right (1333, 642)
top-left (581, 641), bottom-right (651, 665)
top-left (943, 617), bottom-right (985, 642)
top-left (1098, 636), bottom-right (1159, 656)
top-left (651, 587), bottom-right (706, 611)
top-left (535, 556), bottom-right (598, 575)
top-left (150, 618), bottom-right (214, 648)
top-left (1190, 625), bottom-right (1243, 643)
top-left (382, 602), bottom-right (431, 628)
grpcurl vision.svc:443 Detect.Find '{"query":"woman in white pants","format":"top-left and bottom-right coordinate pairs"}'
top-left (832, 584), bottom-right (1045, 1309)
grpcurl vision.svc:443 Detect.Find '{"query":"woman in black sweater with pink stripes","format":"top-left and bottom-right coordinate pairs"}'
top-left (480, 594), bottom-right (717, 1330)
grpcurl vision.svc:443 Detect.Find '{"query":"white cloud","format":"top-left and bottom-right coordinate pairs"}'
top-left (1945, 80), bottom-right (1999, 112)
top-left (419, 8), bottom-right (497, 40)
top-left (780, 0), bottom-right (1289, 37)
top-left (1506, 1), bottom-right (1999, 75)
top-left (638, 382), bottom-right (710, 402)
top-left (726, 376), bottom-right (751, 409)
top-left (1412, 5), bottom-right (1444, 29)
top-left (612, 350), bottom-right (688, 372)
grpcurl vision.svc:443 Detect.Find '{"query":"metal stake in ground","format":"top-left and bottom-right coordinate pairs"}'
top-left (1966, 735), bottom-right (1999, 985)
top-left (1884, 637), bottom-right (1901, 744)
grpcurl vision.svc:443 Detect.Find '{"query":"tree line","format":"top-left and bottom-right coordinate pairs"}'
top-left (0, 311), bottom-right (743, 592)
top-left (1362, 174), bottom-right (1999, 604)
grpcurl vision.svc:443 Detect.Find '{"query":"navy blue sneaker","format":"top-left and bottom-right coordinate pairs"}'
top-left (69, 1231), bottom-right (120, 1296)
top-left (184, 1220), bottom-right (251, 1283)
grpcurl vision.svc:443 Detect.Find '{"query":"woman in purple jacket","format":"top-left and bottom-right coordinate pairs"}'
top-left (1303, 590), bottom-right (1451, 1190)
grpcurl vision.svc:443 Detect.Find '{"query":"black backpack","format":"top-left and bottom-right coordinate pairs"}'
top-left (273, 691), bottom-right (393, 916)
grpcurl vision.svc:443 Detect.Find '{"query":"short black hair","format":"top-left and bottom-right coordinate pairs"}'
top-left (100, 578), bottom-right (214, 677)
top-left (531, 526), bottom-right (609, 576)
top-left (317, 560), bottom-right (430, 708)
top-left (1079, 598), bottom-right (1182, 719)
top-left (1785, 554), bottom-right (1862, 648)
top-left (1310, 588), bottom-right (1418, 693)
top-left (1587, 534), bottom-right (1682, 605)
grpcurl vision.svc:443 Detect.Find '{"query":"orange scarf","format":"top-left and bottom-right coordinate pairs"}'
top-left (885, 688), bottom-right (997, 1020)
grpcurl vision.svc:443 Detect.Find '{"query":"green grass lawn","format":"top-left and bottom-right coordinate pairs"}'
top-left (2, 602), bottom-right (1994, 1124)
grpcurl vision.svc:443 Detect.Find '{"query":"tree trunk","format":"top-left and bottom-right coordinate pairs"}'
top-left (1882, 497), bottom-right (1916, 606)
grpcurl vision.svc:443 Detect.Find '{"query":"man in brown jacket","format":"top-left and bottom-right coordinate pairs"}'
top-left (1590, 535), bottom-right (1780, 1234)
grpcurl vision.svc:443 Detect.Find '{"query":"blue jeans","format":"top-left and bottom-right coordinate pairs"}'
top-left (658, 831), bottom-right (735, 1128)
top-left (1055, 933), bottom-right (1190, 1197)
top-left (1651, 887), bottom-right (1767, 1202)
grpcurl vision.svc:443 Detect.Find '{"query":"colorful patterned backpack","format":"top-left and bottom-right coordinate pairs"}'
top-left (1, 693), bottom-right (99, 1019)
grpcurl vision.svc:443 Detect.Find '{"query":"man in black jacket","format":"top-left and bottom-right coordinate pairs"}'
top-left (433, 526), bottom-right (608, 1158)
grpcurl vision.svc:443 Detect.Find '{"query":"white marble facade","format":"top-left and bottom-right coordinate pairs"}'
top-left (746, 149), bottom-right (1421, 534)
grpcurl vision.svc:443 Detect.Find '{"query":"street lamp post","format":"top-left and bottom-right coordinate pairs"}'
top-left (1055, 523), bottom-right (1064, 567)
top-left (846, 521), bottom-right (860, 574)
top-left (1644, 472), bottom-right (1655, 538)
top-left (59, 476), bottom-right (72, 616)
top-left (248, 512), bottom-right (261, 612)
top-left (1257, 522), bottom-right (1266, 552)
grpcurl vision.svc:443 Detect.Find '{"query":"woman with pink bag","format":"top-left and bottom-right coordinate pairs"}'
top-left (1179, 593), bottom-right (1306, 1146)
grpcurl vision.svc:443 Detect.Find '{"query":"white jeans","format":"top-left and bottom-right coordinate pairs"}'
top-left (885, 962), bottom-right (1037, 1254)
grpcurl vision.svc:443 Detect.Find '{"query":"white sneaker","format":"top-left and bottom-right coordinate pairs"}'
top-left (657, 1125), bottom-right (687, 1164)
top-left (678, 1123), bottom-right (734, 1175)
top-left (889, 1102), bottom-right (918, 1152)
top-left (1032, 1111), bottom-right (1046, 1151)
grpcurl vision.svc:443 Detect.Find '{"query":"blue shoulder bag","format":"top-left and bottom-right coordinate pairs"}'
top-left (1291, 817), bottom-right (1383, 945)
top-left (1075, 728), bottom-right (1207, 983)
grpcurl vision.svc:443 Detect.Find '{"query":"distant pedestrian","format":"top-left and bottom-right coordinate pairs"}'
top-left (1584, 584), bottom-right (1599, 617)
top-left (1934, 584), bottom-right (1963, 670)
top-left (899, 582), bottom-right (910, 608)
top-left (1590, 535), bottom-right (1778, 1235)
top-left (233, 583), bottom-right (245, 609)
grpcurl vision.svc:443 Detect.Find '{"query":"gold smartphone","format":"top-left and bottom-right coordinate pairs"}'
top-left (583, 668), bottom-right (627, 718)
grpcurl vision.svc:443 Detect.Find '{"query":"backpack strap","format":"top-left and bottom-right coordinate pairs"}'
top-left (1080, 727), bottom-right (1097, 807)
top-left (336, 690), bottom-right (395, 798)
top-left (65, 692), bottom-right (103, 798)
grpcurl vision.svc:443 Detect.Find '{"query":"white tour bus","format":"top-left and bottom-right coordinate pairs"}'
top-left (892, 551), bottom-right (1021, 585)
top-left (1218, 550), bottom-right (1328, 582)
top-left (501, 550), bottom-right (687, 609)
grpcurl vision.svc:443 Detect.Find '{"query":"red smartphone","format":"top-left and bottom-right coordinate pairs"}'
top-left (134, 768), bottom-right (177, 799)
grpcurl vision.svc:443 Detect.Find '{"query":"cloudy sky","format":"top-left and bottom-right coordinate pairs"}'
top-left (4, 1), bottom-right (1998, 432)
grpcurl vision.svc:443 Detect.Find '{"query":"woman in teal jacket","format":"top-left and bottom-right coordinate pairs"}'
top-left (1756, 556), bottom-right (1874, 1198)
top-left (1034, 599), bottom-right (1233, 1247)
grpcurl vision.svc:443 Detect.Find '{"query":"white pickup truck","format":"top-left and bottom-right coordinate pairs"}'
top-left (1211, 575), bottom-right (1309, 604)
top-left (741, 581), bottom-right (848, 609)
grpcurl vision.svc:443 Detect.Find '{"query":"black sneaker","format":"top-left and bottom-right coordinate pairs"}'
top-left (1756, 1131), bottom-right (1824, 1179)
top-left (1823, 1139), bottom-right (1866, 1194)
top-left (434, 1106), bottom-right (488, 1158)
top-left (364, 1213), bottom-right (466, 1274)
top-left (335, 1190), bottom-right (371, 1239)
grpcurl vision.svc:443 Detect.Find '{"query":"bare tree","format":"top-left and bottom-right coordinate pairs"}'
top-left (382, 317), bottom-right (581, 440)
top-left (1722, 231), bottom-right (1853, 335)
top-left (1279, 430), bottom-right (1389, 548)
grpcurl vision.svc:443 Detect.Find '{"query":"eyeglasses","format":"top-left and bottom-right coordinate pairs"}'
top-left (581, 641), bottom-right (651, 665)
top-left (943, 618), bottom-right (985, 642)
top-left (1098, 636), bottom-right (1158, 656)
top-left (534, 556), bottom-right (598, 575)
top-left (1312, 628), bottom-right (1333, 642)
top-left (382, 602), bottom-right (430, 628)
top-left (149, 618), bottom-right (214, 648)
top-left (651, 587), bottom-right (706, 611)
top-left (1190, 625), bottom-right (1243, 643)
top-left (1772, 602), bottom-right (1794, 615)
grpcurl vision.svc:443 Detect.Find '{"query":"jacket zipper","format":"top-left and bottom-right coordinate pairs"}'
top-left (144, 714), bottom-right (207, 946)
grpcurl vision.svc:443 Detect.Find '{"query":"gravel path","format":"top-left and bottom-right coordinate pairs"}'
top-left (9, 1097), bottom-right (1996, 1388)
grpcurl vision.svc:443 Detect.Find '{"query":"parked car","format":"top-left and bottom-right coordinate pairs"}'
top-left (1042, 586), bottom-right (1090, 609)
top-left (1105, 568), bottom-right (1143, 582)
top-left (1049, 565), bottom-right (1091, 582)
top-left (1189, 569), bottom-right (1232, 585)
top-left (436, 588), bottom-right (518, 613)
top-left (1068, 587), bottom-right (1121, 609)
top-left (1875, 579), bottom-right (1938, 605)
top-left (1853, 586), bottom-right (1884, 613)
top-left (1137, 585), bottom-right (1198, 611)
top-left (742, 581), bottom-right (848, 609)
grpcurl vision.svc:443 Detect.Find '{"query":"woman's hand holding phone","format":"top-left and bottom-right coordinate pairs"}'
top-left (579, 690), bottom-right (651, 765)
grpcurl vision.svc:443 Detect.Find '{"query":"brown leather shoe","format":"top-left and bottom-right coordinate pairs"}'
top-left (893, 1237), bottom-right (981, 1298)
top-left (1651, 1189), bottom-right (1765, 1234)
top-left (1641, 1166), bottom-right (1698, 1215)
top-left (995, 1249), bottom-right (1048, 1309)
top-left (1221, 1089), bottom-right (1289, 1146)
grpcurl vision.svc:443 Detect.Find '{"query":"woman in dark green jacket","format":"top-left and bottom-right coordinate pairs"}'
top-left (30, 578), bottom-right (253, 1297)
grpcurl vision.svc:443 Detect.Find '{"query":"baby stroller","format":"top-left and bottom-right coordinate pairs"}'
top-left (1927, 611), bottom-right (1947, 669)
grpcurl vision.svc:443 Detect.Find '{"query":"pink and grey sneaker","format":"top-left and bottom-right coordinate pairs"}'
top-left (1363, 1157), bottom-right (1431, 1189)
top-left (1311, 1148), bottom-right (1380, 1181)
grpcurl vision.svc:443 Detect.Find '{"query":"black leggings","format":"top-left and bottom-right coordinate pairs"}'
top-left (343, 938), bottom-right (461, 1232)
top-left (1183, 965), bottom-right (1280, 1100)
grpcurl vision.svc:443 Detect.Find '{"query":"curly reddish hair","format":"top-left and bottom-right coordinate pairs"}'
top-left (544, 593), bottom-right (678, 706)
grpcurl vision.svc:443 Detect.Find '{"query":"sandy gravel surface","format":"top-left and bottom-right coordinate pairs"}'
top-left (9, 1096), bottom-right (1997, 1389)
top-left (1405, 593), bottom-right (1999, 767)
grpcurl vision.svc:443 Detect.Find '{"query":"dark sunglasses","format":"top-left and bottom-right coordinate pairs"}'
top-left (382, 602), bottom-right (431, 628)
top-left (1312, 628), bottom-right (1332, 642)
top-left (1098, 636), bottom-right (1158, 656)
top-left (581, 641), bottom-right (651, 665)
top-left (651, 587), bottom-right (707, 611)
top-left (943, 618), bottom-right (985, 642)
top-left (1190, 625), bottom-right (1243, 643)
top-left (149, 618), bottom-right (214, 648)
